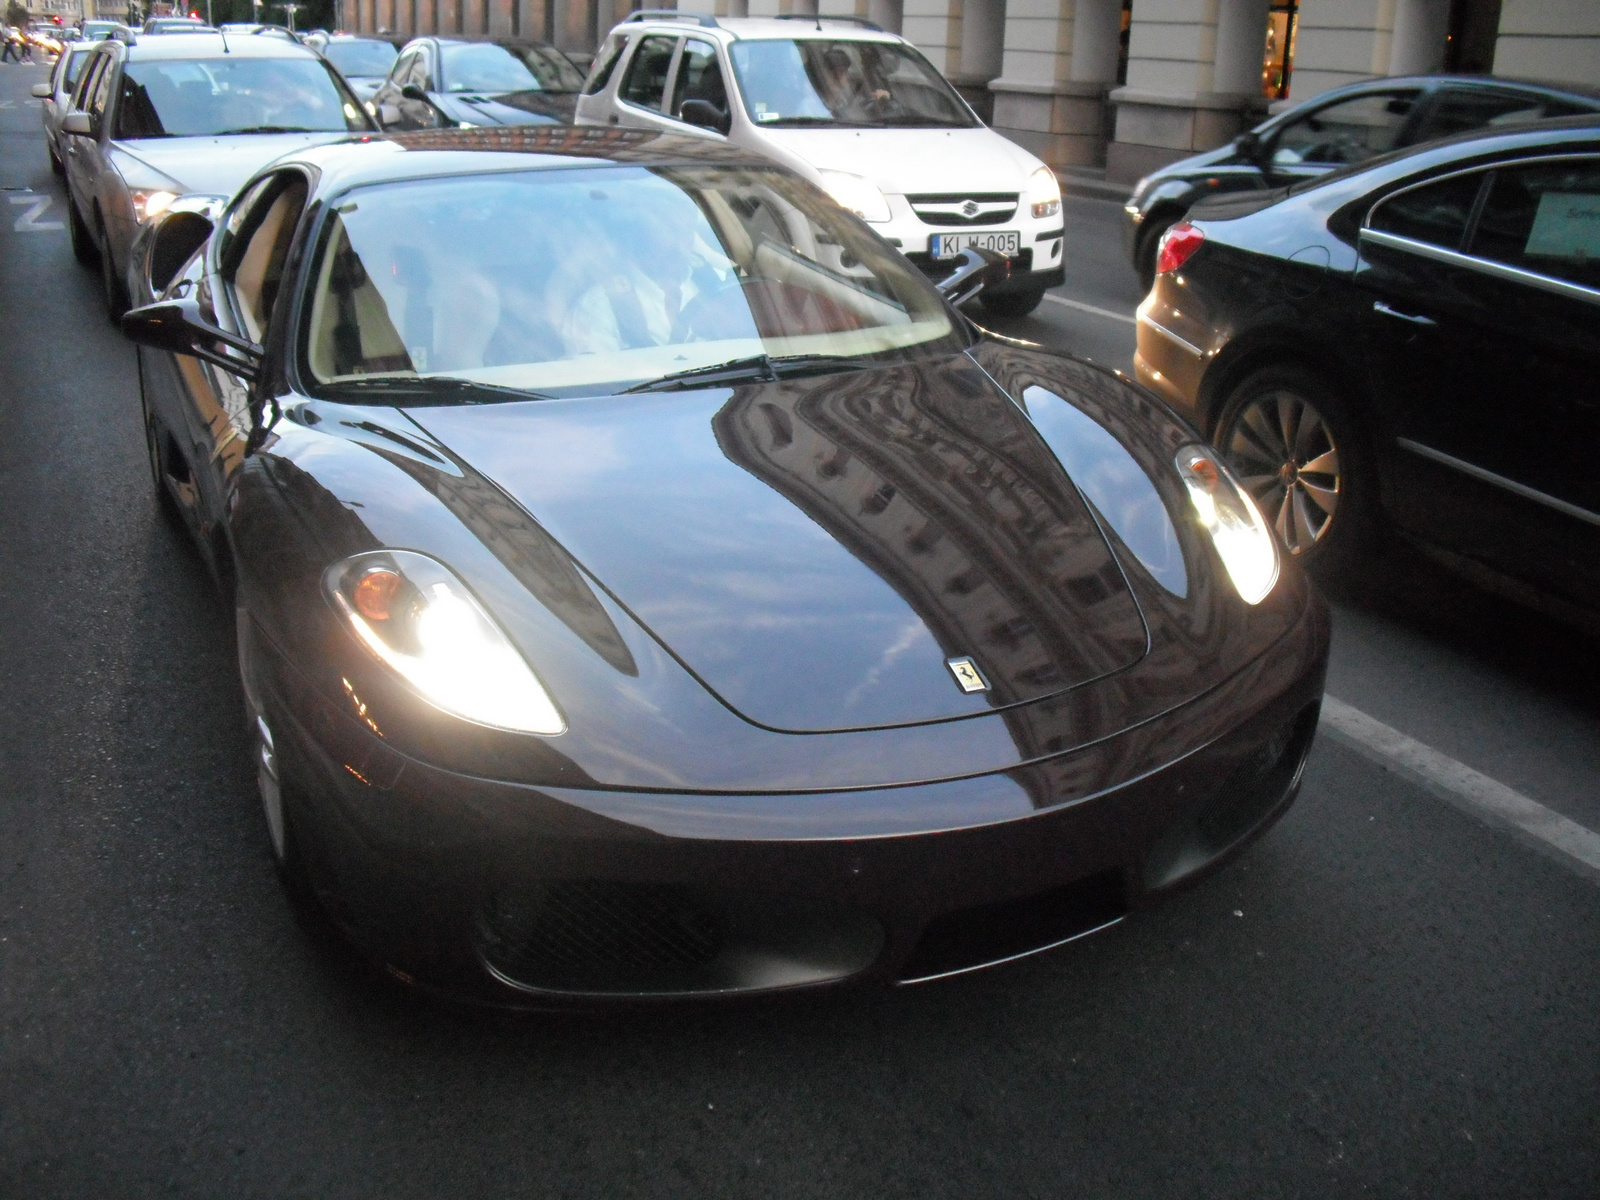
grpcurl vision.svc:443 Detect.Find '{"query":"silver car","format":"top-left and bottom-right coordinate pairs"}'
top-left (31, 39), bottom-right (95, 175)
top-left (61, 31), bottom-right (375, 319)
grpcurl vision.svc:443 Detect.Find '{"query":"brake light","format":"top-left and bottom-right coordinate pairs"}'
top-left (1156, 222), bottom-right (1205, 275)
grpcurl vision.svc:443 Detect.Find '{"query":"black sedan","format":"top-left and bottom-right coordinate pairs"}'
top-left (1123, 75), bottom-right (1600, 290)
top-left (121, 127), bottom-right (1327, 1004)
top-left (370, 36), bottom-right (586, 130)
top-left (1135, 117), bottom-right (1600, 628)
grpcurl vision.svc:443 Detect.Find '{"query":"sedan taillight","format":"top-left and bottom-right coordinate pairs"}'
top-left (1156, 222), bottom-right (1205, 275)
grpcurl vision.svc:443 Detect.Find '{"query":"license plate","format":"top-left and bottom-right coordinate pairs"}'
top-left (931, 231), bottom-right (1020, 260)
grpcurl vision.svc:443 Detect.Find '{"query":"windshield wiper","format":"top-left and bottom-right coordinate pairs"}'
top-left (212, 125), bottom-right (322, 134)
top-left (619, 353), bottom-right (870, 395)
top-left (317, 375), bottom-right (555, 405)
top-left (764, 116), bottom-right (882, 129)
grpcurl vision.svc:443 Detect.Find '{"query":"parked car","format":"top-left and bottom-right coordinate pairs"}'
top-left (118, 125), bottom-right (1326, 1005)
top-left (369, 36), bottom-right (585, 129)
top-left (575, 12), bottom-right (1066, 318)
top-left (141, 17), bottom-right (217, 35)
top-left (312, 33), bottom-right (402, 103)
top-left (1123, 75), bottom-right (1600, 290)
top-left (59, 31), bottom-right (375, 320)
top-left (78, 19), bottom-right (130, 40)
top-left (217, 23), bottom-right (298, 41)
top-left (30, 39), bottom-right (95, 174)
top-left (1134, 116), bottom-right (1600, 627)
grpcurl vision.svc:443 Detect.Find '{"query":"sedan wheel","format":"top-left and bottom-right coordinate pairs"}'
top-left (1214, 365), bottom-right (1372, 567)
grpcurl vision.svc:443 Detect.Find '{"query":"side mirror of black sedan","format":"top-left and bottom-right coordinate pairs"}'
top-left (680, 99), bottom-right (731, 136)
top-left (936, 246), bottom-right (1008, 308)
top-left (121, 296), bottom-right (263, 383)
top-left (1232, 129), bottom-right (1262, 161)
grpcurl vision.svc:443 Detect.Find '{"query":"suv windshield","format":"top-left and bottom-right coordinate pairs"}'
top-left (116, 57), bottom-right (369, 137)
top-left (322, 39), bottom-right (398, 78)
top-left (728, 39), bottom-right (976, 129)
top-left (439, 42), bottom-right (585, 94)
top-left (303, 164), bottom-right (965, 398)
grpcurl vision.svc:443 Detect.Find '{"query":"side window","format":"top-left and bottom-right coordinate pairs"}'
top-left (1273, 91), bottom-right (1419, 166)
top-left (222, 174), bottom-right (310, 343)
top-left (1468, 158), bottom-right (1600, 292)
top-left (583, 36), bottom-right (625, 96)
top-left (388, 51), bottom-right (416, 87)
top-left (1368, 171), bottom-right (1487, 250)
top-left (416, 50), bottom-right (437, 91)
top-left (72, 54), bottom-right (105, 111)
top-left (619, 35), bottom-right (677, 112)
top-left (670, 38), bottom-right (727, 119)
top-left (1417, 89), bottom-right (1579, 142)
top-left (87, 56), bottom-right (117, 125)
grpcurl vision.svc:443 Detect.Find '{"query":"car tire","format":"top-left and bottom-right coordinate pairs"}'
top-left (98, 214), bottom-right (129, 322)
top-left (48, 142), bottom-right (63, 176)
top-left (68, 191), bottom-right (97, 266)
top-left (1212, 364), bottom-right (1376, 572)
top-left (1135, 212), bottom-right (1179, 294)
top-left (980, 288), bottom-right (1047, 319)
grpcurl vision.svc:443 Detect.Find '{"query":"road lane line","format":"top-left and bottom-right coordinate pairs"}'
top-left (1042, 294), bottom-right (1137, 325)
top-left (1320, 695), bottom-right (1600, 883)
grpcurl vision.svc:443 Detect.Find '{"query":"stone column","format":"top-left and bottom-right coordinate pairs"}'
top-left (1104, 0), bottom-right (1271, 183)
top-left (1493, 0), bottom-right (1600, 88)
top-left (989, 0), bottom-right (1121, 167)
top-left (901, 0), bottom-right (964, 75)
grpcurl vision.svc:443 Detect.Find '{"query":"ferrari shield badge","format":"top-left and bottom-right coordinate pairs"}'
top-left (946, 656), bottom-right (990, 694)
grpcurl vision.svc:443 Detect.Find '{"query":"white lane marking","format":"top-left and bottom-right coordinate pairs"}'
top-left (9, 193), bottom-right (62, 231)
top-left (1043, 293), bottom-right (1137, 325)
top-left (1320, 695), bottom-right (1600, 883)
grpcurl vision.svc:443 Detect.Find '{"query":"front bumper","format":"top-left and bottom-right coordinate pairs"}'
top-left (249, 587), bottom-right (1329, 1006)
top-left (874, 198), bottom-right (1066, 296)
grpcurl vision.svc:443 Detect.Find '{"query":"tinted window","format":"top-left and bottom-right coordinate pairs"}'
top-left (620, 35), bottom-right (676, 111)
top-left (1469, 158), bottom-right (1600, 291)
top-left (1273, 91), bottom-right (1418, 166)
top-left (227, 174), bottom-right (309, 342)
top-left (322, 39), bottom-right (398, 78)
top-left (583, 35), bottom-right (624, 96)
top-left (59, 45), bottom-right (92, 91)
top-left (438, 42), bottom-right (584, 94)
top-left (115, 57), bottom-right (368, 138)
top-left (87, 54), bottom-right (115, 120)
top-left (71, 50), bottom-right (105, 107)
top-left (728, 39), bottom-right (976, 129)
top-left (671, 38), bottom-right (726, 118)
top-left (1417, 88), bottom-right (1595, 142)
top-left (1370, 170), bottom-right (1486, 249)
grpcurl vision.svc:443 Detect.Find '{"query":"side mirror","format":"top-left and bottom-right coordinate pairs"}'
top-left (400, 83), bottom-right (430, 103)
top-left (936, 246), bottom-right (1008, 308)
top-left (680, 98), bottom-right (730, 135)
top-left (63, 111), bottom-right (92, 136)
top-left (121, 296), bottom-right (263, 383)
top-left (31, 83), bottom-right (51, 99)
top-left (1232, 130), bottom-right (1262, 162)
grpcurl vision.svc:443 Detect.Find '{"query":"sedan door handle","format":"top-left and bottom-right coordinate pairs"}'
top-left (1373, 300), bottom-right (1437, 327)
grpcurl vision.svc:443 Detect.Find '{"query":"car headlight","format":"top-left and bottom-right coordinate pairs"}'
top-left (819, 170), bottom-right (891, 223)
top-left (130, 188), bottom-right (178, 223)
top-left (1175, 445), bottom-right (1279, 605)
top-left (324, 550), bottom-right (566, 735)
top-left (1027, 165), bottom-right (1060, 219)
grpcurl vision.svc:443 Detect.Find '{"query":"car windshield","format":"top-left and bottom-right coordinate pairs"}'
top-left (439, 42), bottom-right (585, 94)
top-left (322, 38), bottom-right (398, 78)
top-left (115, 57), bottom-right (368, 137)
top-left (303, 164), bottom-right (965, 398)
top-left (728, 39), bottom-right (976, 129)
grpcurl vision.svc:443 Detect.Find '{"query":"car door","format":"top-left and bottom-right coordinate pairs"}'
top-left (612, 33), bottom-right (681, 132)
top-left (1356, 155), bottom-right (1600, 605)
top-left (370, 48), bottom-right (414, 126)
top-left (77, 49), bottom-right (121, 246)
top-left (1261, 89), bottom-right (1424, 187)
top-left (573, 31), bottom-right (627, 125)
top-left (61, 50), bottom-right (108, 216)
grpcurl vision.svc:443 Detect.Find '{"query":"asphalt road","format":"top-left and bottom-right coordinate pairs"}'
top-left (2, 62), bottom-right (1597, 1198)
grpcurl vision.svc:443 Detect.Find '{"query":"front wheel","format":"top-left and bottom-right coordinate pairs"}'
top-left (980, 287), bottom-right (1046, 319)
top-left (1212, 364), bottom-right (1375, 570)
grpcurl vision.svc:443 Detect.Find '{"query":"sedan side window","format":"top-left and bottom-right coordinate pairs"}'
top-left (1468, 158), bottom-right (1600, 292)
top-left (619, 35), bottom-right (677, 112)
top-left (72, 54), bottom-right (105, 110)
top-left (222, 174), bottom-right (310, 343)
top-left (1416, 89), bottom-right (1590, 142)
top-left (1368, 170), bottom-right (1487, 250)
top-left (1272, 91), bottom-right (1418, 166)
top-left (86, 55), bottom-right (117, 128)
top-left (670, 38), bottom-right (727, 120)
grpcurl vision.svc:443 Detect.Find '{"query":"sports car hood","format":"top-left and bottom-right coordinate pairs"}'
top-left (756, 126), bottom-right (1038, 195)
top-left (111, 131), bottom-right (354, 197)
top-left (407, 352), bottom-right (1149, 734)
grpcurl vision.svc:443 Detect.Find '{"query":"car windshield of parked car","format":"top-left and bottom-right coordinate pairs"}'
top-left (115, 57), bottom-right (367, 137)
top-left (322, 38), bottom-right (398, 78)
top-left (304, 165), bottom-right (965, 398)
top-left (728, 39), bottom-right (976, 128)
top-left (439, 42), bottom-right (585, 94)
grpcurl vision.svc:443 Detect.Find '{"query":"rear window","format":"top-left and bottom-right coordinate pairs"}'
top-left (1369, 170), bottom-right (1486, 249)
top-left (322, 39), bottom-right (398, 79)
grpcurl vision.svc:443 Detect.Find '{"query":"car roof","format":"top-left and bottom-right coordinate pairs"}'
top-left (1267, 72), bottom-right (1600, 120)
top-left (118, 31), bottom-right (323, 59)
top-left (612, 15), bottom-right (908, 44)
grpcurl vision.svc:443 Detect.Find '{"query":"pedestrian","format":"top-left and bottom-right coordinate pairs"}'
top-left (0, 28), bottom-right (20, 63)
top-left (19, 29), bottom-right (32, 60)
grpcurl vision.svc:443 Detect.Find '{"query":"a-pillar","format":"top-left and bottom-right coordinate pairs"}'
top-left (1105, 0), bottom-right (1270, 183)
top-left (989, 0), bottom-right (1122, 168)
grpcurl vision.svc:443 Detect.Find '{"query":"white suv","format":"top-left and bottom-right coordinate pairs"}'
top-left (575, 11), bottom-right (1064, 317)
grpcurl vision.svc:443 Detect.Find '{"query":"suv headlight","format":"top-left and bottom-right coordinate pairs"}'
top-left (1027, 165), bottom-right (1060, 219)
top-left (325, 550), bottom-right (566, 735)
top-left (819, 170), bottom-right (891, 223)
top-left (1175, 445), bottom-right (1279, 605)
top-left (130, 188), bottom-right (178, 223)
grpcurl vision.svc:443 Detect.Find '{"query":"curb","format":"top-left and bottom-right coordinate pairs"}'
top-left (1055, 169), bottom-right (1133, 204)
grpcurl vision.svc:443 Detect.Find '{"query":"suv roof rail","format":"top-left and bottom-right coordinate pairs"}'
top-left (773, 13), bottom-right (884, 31)
top-left (622, 9), bottom-right (720, 28)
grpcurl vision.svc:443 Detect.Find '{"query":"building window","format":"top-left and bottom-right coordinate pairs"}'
top-left (1262, 0), bottom-right (1297, 100)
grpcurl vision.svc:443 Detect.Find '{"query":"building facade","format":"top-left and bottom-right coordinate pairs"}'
top-left (350, 0), bottom-right (1600, 178)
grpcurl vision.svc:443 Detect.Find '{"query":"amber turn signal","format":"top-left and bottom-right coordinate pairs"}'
top-left (354, 568), bottom-right (402, 621)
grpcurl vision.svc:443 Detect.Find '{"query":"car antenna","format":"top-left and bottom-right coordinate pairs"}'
top-left (219, 25), bottom-right (229, 52)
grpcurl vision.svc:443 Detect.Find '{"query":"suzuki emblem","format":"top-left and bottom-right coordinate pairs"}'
top-left (946, 656), bottom-right (989, 693)
top-left (960, 199), bottom-right (980, 218)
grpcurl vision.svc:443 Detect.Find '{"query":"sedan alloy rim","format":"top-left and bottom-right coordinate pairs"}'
top-left (1221, 390), bottom-right (1340, 556)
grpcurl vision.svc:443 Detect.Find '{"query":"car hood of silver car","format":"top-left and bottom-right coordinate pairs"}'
top-left (113, 131), bottom-right (356, 200)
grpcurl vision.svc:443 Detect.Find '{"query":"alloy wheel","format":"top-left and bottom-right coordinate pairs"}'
top-left (1219, 389), bottom-right (1340, 557)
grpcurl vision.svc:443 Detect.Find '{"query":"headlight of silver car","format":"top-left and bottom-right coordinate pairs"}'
top-left (324, 550), bottom-right (566, 735)
top-left (130, 187), bottom-right (178, 223)
top-left (1174, 444), bottom-right (1279, 605)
